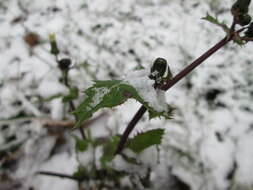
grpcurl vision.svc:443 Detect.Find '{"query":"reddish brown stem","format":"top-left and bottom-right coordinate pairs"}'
top-left (114, 105), bottom-right (147, 155)
top-left (160, 36), bottom-right (232, 91)
top-left (114, 36), bottom-right (233, 155)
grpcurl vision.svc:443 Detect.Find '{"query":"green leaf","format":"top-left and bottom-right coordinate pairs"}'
top-left (202, 13), bottom-right (219, 24)
top-left (121, 153), bottom-right (140, 165)
top-left (73, 80), bottom-right (173, 128)
top-left (148, 105), bottom-right (174, 119)
top-left (202, 13), bottom-right (230, 33)
top-left (73, 135), bottom-right (89, 152)
top-left (233, 35), bottom-right (246, 46)
top-left (100, 136), bottom-right (120, 167)
top-left (73, 80), bottom-right (126, 128)
top-left (126, 129), bottom-right (164, 154)
top-left (62, 87), bottom-right (79, 103)
top-left (43, 93), bottom-right (64, 102)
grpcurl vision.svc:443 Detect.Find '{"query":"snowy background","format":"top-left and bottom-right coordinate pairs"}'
top-left (0, 0), bottom-right (253, 189)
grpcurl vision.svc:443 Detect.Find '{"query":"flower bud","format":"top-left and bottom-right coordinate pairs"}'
top-left (149, 57), bottom-right (167, 80)
top-left (245, 22), bottom-right (253, 37)
top-left (231, 0), bottom-right (251, 15)
top-left (58, 58), bottom-right (71, 71)
top-left (49, 34), bottom-right (60, 55)
top-left (238, 14), bottom-right (252, 26)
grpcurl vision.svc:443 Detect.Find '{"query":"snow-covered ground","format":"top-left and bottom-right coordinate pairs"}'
top-left (0, 0), bottom-right (253, 189)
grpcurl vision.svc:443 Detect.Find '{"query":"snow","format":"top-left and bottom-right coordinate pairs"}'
top-left (1, 0), bottom-right (253, 189)
top-left (38, 80), bottom-right (67, 99)
top-left (50, 98), bottom-right (64, 120)
top-left (124, 69), bottom-right (168, 112)
top-left (34, 152), bottom-right (78, 190)
top-left (77, 145), bottom-right (94, 171)
top-left (91, 87), bottom-right (110, 107)
top-left (236, 132), bottom-right (253, 186)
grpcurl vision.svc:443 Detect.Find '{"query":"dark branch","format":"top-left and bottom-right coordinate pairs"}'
top-left (160, 36), bottom-right (232, 91)
top-left (114, 105), bottom-right (147, 155)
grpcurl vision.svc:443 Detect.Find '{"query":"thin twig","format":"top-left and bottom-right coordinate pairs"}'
top-left (37, 171), bottom-right (81, 181)
top-left (0, 113), bottom-right (106, 135)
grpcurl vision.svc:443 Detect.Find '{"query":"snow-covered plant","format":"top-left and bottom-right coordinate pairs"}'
top-left (36, 0), bottom-right (253, 189)
top-left (74, 0), bottom-right (253, 156)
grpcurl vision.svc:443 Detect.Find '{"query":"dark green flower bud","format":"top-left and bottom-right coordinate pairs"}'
top-left (238, 14), bottom-right (252, 26)
top-left (58, 58), bottom-right (71, 71)
top-left (231, 0), bottom-right (251, 15)
top-left (245, 22), bottom-right (253, 37)
top-left (149, 57), bottom-right (167, 80)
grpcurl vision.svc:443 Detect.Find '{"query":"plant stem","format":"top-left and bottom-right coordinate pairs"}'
top-left (62, 70), bottom-right (76, 111)
top-left (37, 171), bottom-right (81, 181)
top-left (160, 36), bottom-right (232, 91)
top-left (62, 70), bottom-right (86, 140)
top-left (114, 105), bottom-right (147, 155)
top-left (115, 36), bottom-right (233, 155)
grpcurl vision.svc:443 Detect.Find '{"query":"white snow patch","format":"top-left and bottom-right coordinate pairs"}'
top-left (35, 152), bottom-right (78, 190)
top-left (38, 80), bottom-right (67, 98)
top-left (236, 131), bottom-right (253, 186)
top-left (124, 69), bottom-right (168, 112)
top-left (90, 87), bottom-right (110, 107)
top-left (50, 98), bottom-right (64, 120)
